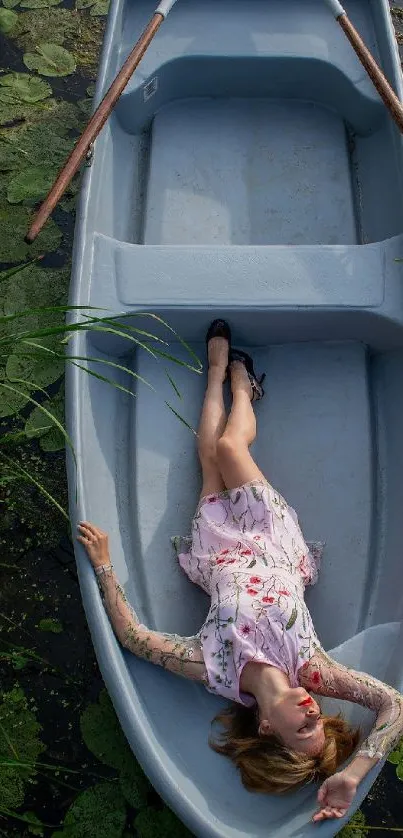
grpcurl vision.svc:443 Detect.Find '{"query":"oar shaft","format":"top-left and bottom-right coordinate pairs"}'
top-left (326, 0), bottom-right (403, 134)
top-left (25, 4), bottom-right (175, 244)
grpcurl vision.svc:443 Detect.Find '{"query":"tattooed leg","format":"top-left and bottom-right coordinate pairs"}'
top-left (217, 361), bottom-right (266, 489)
top-left (197, 336), bottom-right (228, 498)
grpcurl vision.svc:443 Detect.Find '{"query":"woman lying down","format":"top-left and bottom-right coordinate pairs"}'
top-left (78, 319), bottom-right (403, 823)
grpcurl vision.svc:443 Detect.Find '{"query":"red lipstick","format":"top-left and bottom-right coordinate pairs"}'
top-left (298, 697), bottom-right (313, 707)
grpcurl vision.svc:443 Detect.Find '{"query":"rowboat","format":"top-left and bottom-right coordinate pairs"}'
top-left (67, 1), bottom-right (403, 835)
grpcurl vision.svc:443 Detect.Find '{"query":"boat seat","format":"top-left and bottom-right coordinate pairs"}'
top-left (114, 0), bottom-right (385, 135)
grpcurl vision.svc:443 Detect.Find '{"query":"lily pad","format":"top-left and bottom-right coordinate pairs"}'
top-left (2, 0), bottom-right (21, 7)
top-left (20, 0), bottom-right (62, 6)
top-left (0, 369), bottom-right (32, 416)
top-left (134, 807), bottom-right (193, 838)
top-left (119, 758), bottom-right (150, 809)
top-left (53, 782), bottom-right (126, 838)
top-left (0, 687), bottom-right (45, 810)
top-left (80, 690), bottom-right (132, 771)
top-left (76, 0), bottom-right (109, 15)
top-left (38, 617), bottom-right (63, 632)
top-left (7, 164), bottom-right (59, 203)
top-left (0, 72), bottom-right (52, 103)
top-left (0, 201), bottom-right (61, 263)
top-left (24, 43), bottom-right (76, 77)
top-left (25, 384), bottom-right (65, 451)
top-left (0, 7), bottom-right (18, 33)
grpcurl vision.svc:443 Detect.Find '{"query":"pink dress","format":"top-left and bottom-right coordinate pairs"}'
top-left (96, 477), bottom-right (403, 762)
top-left (176, 480), bottom-right (323, 705)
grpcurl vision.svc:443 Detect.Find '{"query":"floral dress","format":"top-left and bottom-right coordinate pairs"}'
top-left (97, 480), bottom-right (403, 762)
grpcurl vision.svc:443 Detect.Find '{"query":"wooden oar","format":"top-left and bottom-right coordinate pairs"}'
top-left (325, 0), bottom-right (403, 133)
top-left (25, 0), bottom-right (179, 244)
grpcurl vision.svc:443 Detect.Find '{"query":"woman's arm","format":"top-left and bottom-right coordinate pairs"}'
top-left (77, 522), bottom-right (207, 683)
top-left (299, 646), bottom-right (403, 822)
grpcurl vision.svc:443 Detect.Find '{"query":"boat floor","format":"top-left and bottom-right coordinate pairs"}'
top-left (144, 99), bottom-right (358, 246)
top-left (130, 341), bottom-right (372, 652)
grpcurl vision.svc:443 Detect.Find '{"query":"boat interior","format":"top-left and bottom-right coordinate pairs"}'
top-left (69, 1), bottom-right (403, 835)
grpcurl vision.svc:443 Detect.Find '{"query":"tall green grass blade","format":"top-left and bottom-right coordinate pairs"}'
top-left (165, 371), bottom-right (182, 400)
top-left (164, 401), bottom-right (197, 435)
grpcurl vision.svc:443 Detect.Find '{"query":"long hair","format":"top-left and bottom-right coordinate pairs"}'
top-left (210, 704), bottom-right (360, 794)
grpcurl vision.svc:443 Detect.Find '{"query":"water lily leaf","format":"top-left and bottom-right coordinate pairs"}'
top-left (77, 97), bottom-right (92, 116)
top-left (0, 7), bottom-right (18, 33)
top-left (25, 384), bottom-right (65, 451)
top-left (134, 807), bottom-right (193, 838)
top-left (2, 0), bottom-right (21, 7)
top-left (24, 43), bottom-right (76, 77)
top-left (0, 72), bottom-right (52, 103)
top-left (80, 690), bottom-right (132, 771)
top-left (0, 369), bottom-right (32, 416)
top-left (89, 0), bottom-right (109, 15)
top-left (0, 687), bottom-right (45, 810)
top-left (6, 346), bottom-right (65, 390)
top-left (20, 0), bottom-right (61, 6)
top-left (76, 0), bottom-right (109, 15)
top-left (0, 137), bottom-right (25, 171)
top-left (53, 782), bottom-right (126, 838)
top-left (7, 164), bottom-right (58, 203)
top-left (0, 201), bottom-right (61, 263)
top-left (119, 758), bottom-right (150, 809)
top-left (38, 617), bottom-right (63, 633)
top-left (388, 738), bottom-right (403, 765)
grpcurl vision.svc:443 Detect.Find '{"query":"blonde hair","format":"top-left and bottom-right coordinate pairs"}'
top-left (210, 704), bottom-right (360, 794)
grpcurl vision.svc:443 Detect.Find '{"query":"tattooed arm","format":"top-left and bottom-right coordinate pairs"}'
top-left (299, 646), bottom-right (403, 822)
top-left (77, 522), bottom-right (207, 682)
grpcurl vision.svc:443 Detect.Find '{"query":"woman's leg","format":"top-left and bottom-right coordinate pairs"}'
top-left (217, 361), bottom-right (266, 490)
top-left (197, 337), bottom-right (228, 498)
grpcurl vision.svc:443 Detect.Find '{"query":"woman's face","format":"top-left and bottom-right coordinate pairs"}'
top-left (261, 688), bottom-right (325, 755)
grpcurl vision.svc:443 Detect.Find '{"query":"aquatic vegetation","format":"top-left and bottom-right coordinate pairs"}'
top-left (52, 782), bottom-right (127, 838)
top-left (38, 617), bottom-right (63, 633)
top-left (388, 739), bottom-right (403, 780)
top-left (23, 42), bottom-right (77, 77)
top-left (0, 687), bottom-right (46, 811)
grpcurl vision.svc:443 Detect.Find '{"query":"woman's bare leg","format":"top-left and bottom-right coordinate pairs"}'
top-left (197, 337), bottom-right (228, 498)
top-left (217, 361), bottom-right (266, 490)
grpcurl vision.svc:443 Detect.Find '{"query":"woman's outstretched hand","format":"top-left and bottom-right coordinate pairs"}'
top-left (313, 771), bottom-right (358, 822)
top-left (77, 521), bottom-right (111, 570)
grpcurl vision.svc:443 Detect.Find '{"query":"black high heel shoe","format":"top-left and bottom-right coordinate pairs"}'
top-left (229, 349), bottom-right (266, 402)
top-left (205, 319), bottom-right (232, 347)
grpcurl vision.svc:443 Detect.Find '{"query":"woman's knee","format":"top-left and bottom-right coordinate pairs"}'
top-left (198, 440), bottom-right (218, 470)
top-left (216, 433), bottom-right (243, 465)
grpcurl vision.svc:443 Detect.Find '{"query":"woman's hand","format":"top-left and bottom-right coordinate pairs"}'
top-left (77, 521), bottom-right (111, 570)
top-left (313, 770), bottom-right (358, 822)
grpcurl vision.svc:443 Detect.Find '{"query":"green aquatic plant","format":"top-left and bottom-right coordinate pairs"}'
top-left (134, 807), bottom-right (193, 838)
top-left (38, 617), bottom-right (63, 633)
top-left (388, 738), bottom-right (403, 780)
top-left (80, 689), bottom-right (150, 809)
top-left (0, 687), bottom-right (46, 811)
top-left (0, 7), bottom-right (18, 33)
top-left (23, 43), bottom-right (77, 77)
top-left (51, 782), bottom-right (127, 838)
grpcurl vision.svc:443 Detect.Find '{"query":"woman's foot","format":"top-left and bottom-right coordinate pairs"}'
top-left (229, 350), bottom-right (265, 402)
top-left (206, 319), bottom-right (231, 376)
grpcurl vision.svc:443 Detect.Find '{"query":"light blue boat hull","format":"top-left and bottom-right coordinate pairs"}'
top-left (67, 1), bottom-right (403, 834)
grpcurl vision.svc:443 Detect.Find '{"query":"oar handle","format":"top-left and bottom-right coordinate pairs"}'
top-left (25, 0), bottom-right (179, 244)
top-left (325, 0), bottom-right (403, 134)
